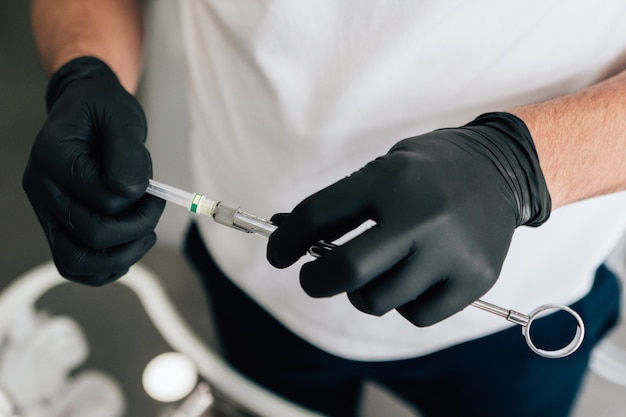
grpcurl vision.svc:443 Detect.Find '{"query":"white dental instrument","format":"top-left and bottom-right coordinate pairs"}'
top-left (146, 179), bottom-right (585, 359)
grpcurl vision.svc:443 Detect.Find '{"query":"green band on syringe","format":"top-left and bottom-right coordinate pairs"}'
top-left (190, 194), bottom-right (203, 213)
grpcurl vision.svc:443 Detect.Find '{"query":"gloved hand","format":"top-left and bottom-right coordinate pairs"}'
top-left (267, 113), bottom-right (551, 326)
top-left (22, 57), bottom-right (165, 286)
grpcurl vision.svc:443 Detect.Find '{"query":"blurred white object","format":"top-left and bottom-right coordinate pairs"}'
top-left (0, 261), bottom-right (321, 417)
top-left (143, 352), bottom-right (198, 403)
top-left (0, 384), bottom-right (16, 417)
top-left (0, 310), bottom-right (88, 407)
top-left (41, 371), bottom-right (125, 417)
top-left (168, 382), bottom-right (214, 417)
top-left (0, 282), bottom-right (125, 417)
top-left (121, 263), bottom-right (322, 417)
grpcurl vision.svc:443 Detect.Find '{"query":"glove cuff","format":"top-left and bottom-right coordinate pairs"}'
top-left (466, 112), bottom-right (552, 227)
top-left (45, 56), bottom-right (121, 112)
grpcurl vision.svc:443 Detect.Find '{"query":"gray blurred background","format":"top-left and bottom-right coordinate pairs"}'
top-left (1, 1), bottom-right (624, 416)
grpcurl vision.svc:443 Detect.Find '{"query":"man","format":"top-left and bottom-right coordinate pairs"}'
top-left (24, 1), bottom-right (626, 416)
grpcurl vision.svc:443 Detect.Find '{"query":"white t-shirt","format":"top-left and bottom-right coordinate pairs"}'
top-left (178, 0), bottom-right (626, 360)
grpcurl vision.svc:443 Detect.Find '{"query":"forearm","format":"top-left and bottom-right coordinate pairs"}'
top-left (30, 0), bottom-right (144, 93)
top-left (510, 70), bottom-right (626, 210)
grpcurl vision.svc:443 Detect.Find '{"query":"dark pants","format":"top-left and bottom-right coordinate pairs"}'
top-left (184, 223), bottom-right (620, 417)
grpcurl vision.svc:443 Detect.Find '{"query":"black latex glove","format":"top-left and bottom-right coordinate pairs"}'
top-left (267, 113), bottom-right (551, 326)
top-left (22, 57), bottom-right (165, 286)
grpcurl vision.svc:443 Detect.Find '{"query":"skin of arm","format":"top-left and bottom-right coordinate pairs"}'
top-left (30, 0), bottom-right (144, 93)
top-left (511, 69), bottom-right (626, 210)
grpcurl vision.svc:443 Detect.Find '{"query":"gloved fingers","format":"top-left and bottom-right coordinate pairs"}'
top-left (267, 175), bottom-right (373, 268)
top-left (58, 194), bottom-right (164, 250)
top-left (299, 226), bottom-right (414, 297)
top-left (30, 128), bottom-right (146, 216)
top-left (99, 98), bottom-right (152, 198)
top-left (25, 172), bottom-right (164, 249)
top-left (396, 277), bottom-right (485, 327)
top-left (345, 253), bottom-right (445, 317)
top-left (34, 88), bottom-right (150, 213)
top-left (51, 229), bottom-right (158, 286)
top-left (25, 171), bottom-right (161, 286)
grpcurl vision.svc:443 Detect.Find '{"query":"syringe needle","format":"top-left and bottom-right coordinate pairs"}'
top-left (146, 179), bottom-right (274, 236)
top-left (146, 179), bottom-right (332, 255)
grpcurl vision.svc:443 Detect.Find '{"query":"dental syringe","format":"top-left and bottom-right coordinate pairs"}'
top-left (146, 179), bottom-right (585, 358)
